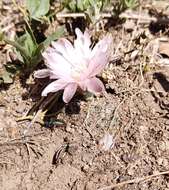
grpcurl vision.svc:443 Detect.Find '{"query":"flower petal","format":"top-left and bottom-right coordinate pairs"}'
top-left (34, 69), bottom-right (50, 78)
top-left (88, 35), bottom-right (112, 77)
top-left (86, 77), bottom-right (105, 94)
top-left (74, 28), bottom-right (91, 58)
top-left (87, 51), bottom-right (108, 77)
top-left (42, 50), bottom-right (72, 80)
top-left (92, 34), bottom-right (112, 56)
top-left (63, 83), bottom-right (78, 103)
top-left (51, 38), bottom-right (75, 60)
top-left (79, 81), bottom-right (87, 91)
top-left (84, 29), bottom-right (91, 47)
top-left (99, 133), bottom-right (114, 151)
top-left (75, 28), bottom-right (91, 48)
top-left (42, 79), bottom-right (67, 96)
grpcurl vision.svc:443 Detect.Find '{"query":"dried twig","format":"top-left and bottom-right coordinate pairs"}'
top-left (56, 12), bottom-right (169, 24)
top-left (98, 171), bottom-right (169, 190)
top-left (56, 12), bottom-right (110, 18)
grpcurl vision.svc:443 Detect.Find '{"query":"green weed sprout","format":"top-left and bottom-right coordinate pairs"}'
top-left (0, 0), bottom-right (64, 84)
top-left (62, 0), bottom-right (110, 23)
top-left (113, 0), bottom-right (138, 16)
top-left (0, 27), bottom-right (64, 71)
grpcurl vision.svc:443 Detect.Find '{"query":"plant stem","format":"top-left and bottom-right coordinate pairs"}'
top-left (12, 0), bottom-right (37, 45)
top-left (3, 37), bottom-right (30, 64)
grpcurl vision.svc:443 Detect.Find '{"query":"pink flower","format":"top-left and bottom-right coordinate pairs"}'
top-left (34, 28), bottom-right (112, 103)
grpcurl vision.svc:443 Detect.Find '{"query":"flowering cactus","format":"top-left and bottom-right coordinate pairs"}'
top-left (34, 28), bottom-right (112, 103)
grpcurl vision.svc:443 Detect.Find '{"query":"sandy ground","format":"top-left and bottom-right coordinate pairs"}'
top-left (1, 0), bottom-right (169, 190)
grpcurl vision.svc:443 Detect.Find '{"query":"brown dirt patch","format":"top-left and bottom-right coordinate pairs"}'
top-left (1, 0), bottom-right (169, 190)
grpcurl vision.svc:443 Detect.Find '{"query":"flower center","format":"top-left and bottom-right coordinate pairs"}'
top-left (71, 63), bottom-right (87, 81)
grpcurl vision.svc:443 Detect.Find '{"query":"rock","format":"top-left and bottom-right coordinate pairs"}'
top-left (124, 20), bottom-right (135, 32)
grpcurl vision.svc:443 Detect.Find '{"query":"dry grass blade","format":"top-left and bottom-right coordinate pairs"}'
top-left (55, 12), bottom-right (169, 24)
top-left (98, 171), bottom-right (169, 190)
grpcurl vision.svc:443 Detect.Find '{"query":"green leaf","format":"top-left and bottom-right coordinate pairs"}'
top-left (68, 0), bottom-right (76, 12)
top-left (26, 0), bottom-right (50, 19)
top-left (77, 0), bottom-right (84, 11)
top-left (24, 31), bottom-right (37, 56)
top-left (124, 0), bottom-right (138, 9)
top-left (14, 31), bottom-right (37, 65)
top-left (2, 25), bottom-right (64, 72)
top-left (42, 26), bottom-right (65, 49)
top-left (28, 27), bottom-right (65, 68)
top-left (4, 37), bottom-right (30, 65)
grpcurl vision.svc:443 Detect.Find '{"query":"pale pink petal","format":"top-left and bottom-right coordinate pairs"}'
top-left (75, 28), bottom-right (91, 48)
top-left (87, 35), bottom-right (112, 77)
top-left (74, 28), bottom-right (91, 58)
top-left (42, 50), bottom-right (71, 70)
top-left (43, 46), bottom-right (54, 55)
top-left (87, 51), bottom-right (108, 77)
top-left (99, 133), bottom-right (114, 151)
top-left (49, 71), bottom-right (59, 79)
top-left (36, 28), bottom-right (111, 102)
top-left (86, 77), bottom-right (105, 94)
top-left (51, 38), bottom-right (75, 60)
top-left (52, 38), bottom-right (85, 65)
top-left (91, 34), bottom-right (112, 56)
top-left (52, 38), bottom-right (73, 52)
top-left (42, 79), bottom-right (67, 96)
top-left (84, 29), bottom-right (91, 47)
top-left (79, 81), bottom-right (87, 91)
top-left (63, 83), bottom-right (78, 103)
top-left (34, 69), bottom-right (50, 78)
top-left (42, 51), bottom-right (72, 80)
